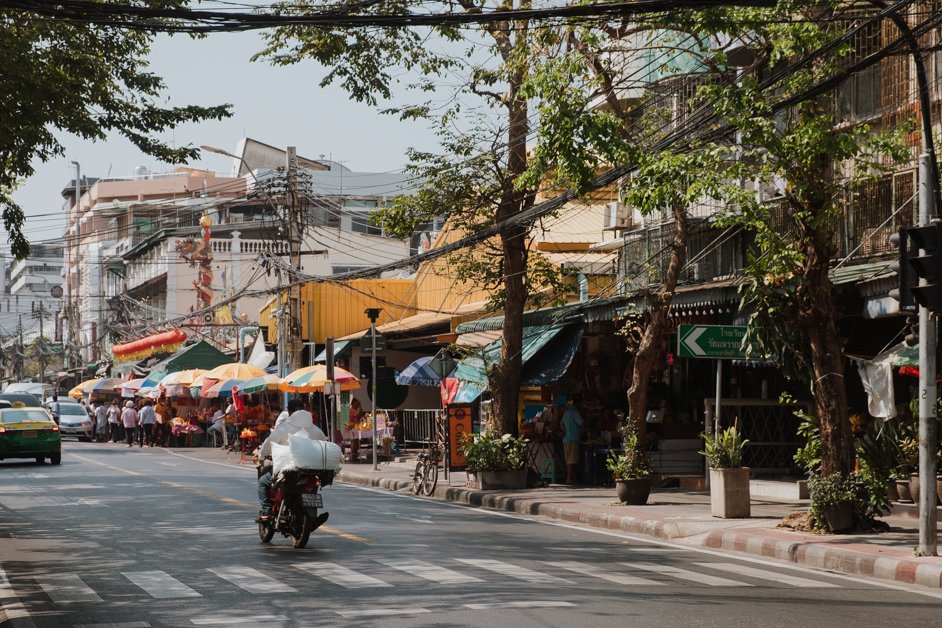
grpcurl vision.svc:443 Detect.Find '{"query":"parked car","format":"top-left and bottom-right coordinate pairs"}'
top-left (0, 393), bottom-right (42, 408)
top-left (0, 406), bottom-right (61, 465)
top-left (57, 404), bottom-right (94, 441)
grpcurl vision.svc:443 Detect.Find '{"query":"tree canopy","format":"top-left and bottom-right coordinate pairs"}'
top-left (1, 1), bottom-right (232, 259)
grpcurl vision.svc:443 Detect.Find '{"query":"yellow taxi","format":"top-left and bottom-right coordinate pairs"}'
top-left (0, 402), bottom-right (61, 465)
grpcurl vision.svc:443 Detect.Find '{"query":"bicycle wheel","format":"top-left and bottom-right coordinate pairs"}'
top-left (421, 463), bottom-right (438, 496)
top-left (412, 461), bottom-right (425, 495)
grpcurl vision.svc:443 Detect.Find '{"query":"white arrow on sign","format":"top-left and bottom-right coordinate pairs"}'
top-left (681, 327), bottom-right (707, 357)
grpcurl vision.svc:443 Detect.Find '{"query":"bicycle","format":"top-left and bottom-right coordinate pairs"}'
top-left (411, 413), bottom-right (445, 496)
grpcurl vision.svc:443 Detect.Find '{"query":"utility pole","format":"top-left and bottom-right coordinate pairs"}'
top-left (286, 147), bottom-right (303, 373)
top-left (16, 315), bottom-right (24, 381)
top-left (34, 303), bottom-right (48, 384)
top-left (365, 308), bottom-right (382, 470)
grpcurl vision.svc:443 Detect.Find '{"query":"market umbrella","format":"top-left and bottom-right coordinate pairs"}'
top-left (279, 364), bottom-right (361, 393)
top-left (202, 378), bottom-right (244, 399)
top-left (119, 378), bottom-right (146, 398)
top-left (68, 378), bottom-right (101, 399)
top-left (202, 362), bottom-right (266, 383)
top-left (89, 377), bottom-right (124, 394)
top-left (237, 374), bottom-right (281, 395)
top-left (188, 374), bottom-right (208, 399)
top-left (395, 356), bottom-right (452, 387)
top-left (159, 369), bottom-right (207, 397)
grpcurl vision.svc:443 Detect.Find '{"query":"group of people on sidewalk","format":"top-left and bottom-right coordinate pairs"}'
top-left (87, 398), bottom-right (171, 448)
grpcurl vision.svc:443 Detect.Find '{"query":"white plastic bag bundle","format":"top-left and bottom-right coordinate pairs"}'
top-left (272, 434), bottom-right (343, 476)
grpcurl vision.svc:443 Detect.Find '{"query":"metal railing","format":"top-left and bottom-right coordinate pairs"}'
top-left (378, 408), bottom-right (442, 448)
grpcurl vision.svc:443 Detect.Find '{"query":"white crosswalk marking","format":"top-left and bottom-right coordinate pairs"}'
top-left (37, 574), bottom-right (103, 602)
top-left (336, 608), bottom-right (430, 618)
top-left (694, 563), bottom-right (839, 588)
top-left (122, 571), bottom-right (202, 599)
top-left (456, 559), bottom-right (573, 584)
top-left (465, 601), bottom-right (575, 610)
top-left (622, 562), bottom-right (752, 587)
top-left (294, 562), bottom-right (392, 589)
top-left (191, 615), bottom-right (289, 625)
top-left (207, 567), bottom-right (297, 594)
top-left (544, 561), bottom-right (665, 586)
top-left (375, 559), bottom-right (482, 584)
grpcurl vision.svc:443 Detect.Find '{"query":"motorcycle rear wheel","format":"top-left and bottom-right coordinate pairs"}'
top-left (290, 512), bottom-right (314, 548)
top-left (258, 519), bottom-right (275, 543)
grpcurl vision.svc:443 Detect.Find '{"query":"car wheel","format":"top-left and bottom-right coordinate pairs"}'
top-left (35, 456), bottom-right (44, 464)
top-left (50, 453), bottom-right (61, 465)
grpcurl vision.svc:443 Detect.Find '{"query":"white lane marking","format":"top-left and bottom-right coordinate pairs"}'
top-left (0, 565), bottom-right (34, 626)
top-left (37, 575), bottom-right (103, 602)
top-left (74, 623), bottom-right (152, 628)
top-left (694, 562), bottom-right (840, 588)
top-left (456, 559), bottom-right (573, 584)
top-left (294, 562), bottom-right (391, 589)
top-left (376, 559), bottom-right (482, 584)
top-left (545, 547), bottom-right (605, 552)
top-left (545, 561), bottom-right (664, 586)
top-left (191, 616), bottom-right (289, 625)
top-left (336, 608), bottom-right (430, 618)
top-left (624, 547), bottom-right (686, 553)
top-left (207, 567), bottom-right (297, 594)
top-left (465, 601), bottom-right (575, 609)
top-left (623, 562), bottom-right (751, 587)
top-left (122, 571), bottom-right (202, 599)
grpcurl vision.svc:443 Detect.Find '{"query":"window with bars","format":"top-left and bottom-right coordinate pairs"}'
top-left (837, 18), bottom-right (884, 122)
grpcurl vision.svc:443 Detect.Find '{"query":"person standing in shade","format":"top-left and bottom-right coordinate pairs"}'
top-left (94, 402), bottom-right (108, 442)
top-left (562, 397), bottom-right (584, 485)
top-left (121, 401), bottom-right (139, 448)
top-left (138, 399), bottom-right (156, 447)
top-left (108, 400), bottom-right (121, 442)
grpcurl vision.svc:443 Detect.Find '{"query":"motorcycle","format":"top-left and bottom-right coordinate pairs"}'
top-left (258, 466), bottom-right (333, 548)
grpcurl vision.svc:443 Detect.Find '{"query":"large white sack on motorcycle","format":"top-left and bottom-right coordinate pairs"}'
top-left (272, 434), bottom-right (343, 476)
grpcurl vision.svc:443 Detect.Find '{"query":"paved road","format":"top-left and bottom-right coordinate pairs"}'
top-left (1, 441), bottom-right (941, 627)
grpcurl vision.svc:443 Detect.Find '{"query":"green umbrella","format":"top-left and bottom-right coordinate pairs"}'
top-left (238, 374), bottom-right (280, 395)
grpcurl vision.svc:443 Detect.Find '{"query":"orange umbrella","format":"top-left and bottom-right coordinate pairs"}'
top-left (279, 364), bottom-right (361, 393)
top-left (202, 362), bottom-right (266, 382)
top-left (68, 379), bottom-right (101, 399)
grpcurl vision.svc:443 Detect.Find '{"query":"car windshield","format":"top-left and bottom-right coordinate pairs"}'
top-left (2, 409), bottom-right (52, 424)
top-left (58, 405), bottom-right (88, 416)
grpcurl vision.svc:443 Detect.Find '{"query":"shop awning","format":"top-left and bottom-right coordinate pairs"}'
top-left (145, 341), bottom-right (232, 383)
top-left (313, 340), bottom-right (353, 364)
top-left (453, 322), bottom-right (585, 391)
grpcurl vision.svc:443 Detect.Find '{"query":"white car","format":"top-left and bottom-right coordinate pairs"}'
top-left (57, 404), bottom-right (94, 441)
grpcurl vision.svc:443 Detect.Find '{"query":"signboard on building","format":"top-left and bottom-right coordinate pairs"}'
top-left (677, 324), bottom-right (748, 359)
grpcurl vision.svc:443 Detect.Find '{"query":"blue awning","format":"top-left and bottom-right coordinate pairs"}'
top-left (453, 322), bottom-right (584, 391)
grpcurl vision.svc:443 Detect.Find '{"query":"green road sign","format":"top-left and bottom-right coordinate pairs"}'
top-left (677, 324), bottom-right (747, 359)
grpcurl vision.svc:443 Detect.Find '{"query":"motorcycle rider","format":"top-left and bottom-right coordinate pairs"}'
top-left (255, 399), bottom-right (327, 522)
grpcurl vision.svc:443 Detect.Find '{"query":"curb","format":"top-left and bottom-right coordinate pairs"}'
top-left (337, 471), bottom-right (684, 539)
top-left (703, 528), bottom-right (942, 589)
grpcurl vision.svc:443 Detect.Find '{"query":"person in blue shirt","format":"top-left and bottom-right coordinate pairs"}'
top-left (562, 397), bottom-right (584, 485)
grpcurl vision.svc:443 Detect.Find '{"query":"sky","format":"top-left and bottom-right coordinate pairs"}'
top-left (8, 27), bottom-right (439, 249)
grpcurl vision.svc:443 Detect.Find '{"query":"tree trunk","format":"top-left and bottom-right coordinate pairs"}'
top-left (798, 243), bottom-right (854, 476)
top-left (626, 205), bottom-right (689, 434)
top-left (489, 15), bottom-right (530, 437)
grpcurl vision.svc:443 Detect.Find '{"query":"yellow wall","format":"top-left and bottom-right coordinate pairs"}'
top-left (260, 279), bottom-right (417, 343)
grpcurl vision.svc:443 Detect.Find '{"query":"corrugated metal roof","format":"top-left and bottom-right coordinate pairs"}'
top-left (455, 295), bottom-right (631, 333)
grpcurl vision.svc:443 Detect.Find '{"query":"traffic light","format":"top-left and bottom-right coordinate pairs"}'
top-left (891, 222), bottom-right (942, 313)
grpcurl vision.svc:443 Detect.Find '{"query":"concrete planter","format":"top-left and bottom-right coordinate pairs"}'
top-left (615, 478), bottom-right (650, 505)
top-left (467, 469), bottom-right (527, 490)
top-left (710, 467), bottom-right (751, 518)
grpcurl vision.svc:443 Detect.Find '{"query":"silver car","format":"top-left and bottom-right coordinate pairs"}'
top-left (57, 404), bottom-right (94, 440)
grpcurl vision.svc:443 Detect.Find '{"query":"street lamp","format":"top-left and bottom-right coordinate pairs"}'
top-left (200, 144), bottom-right (256, 182)
top-left (365, 307), bottom-right (382, 470)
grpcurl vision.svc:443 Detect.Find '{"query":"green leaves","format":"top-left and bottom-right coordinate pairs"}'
top-left (700, 426), bottom-right (749, 469)
top-left (1, 4), bottom-right (233, 259)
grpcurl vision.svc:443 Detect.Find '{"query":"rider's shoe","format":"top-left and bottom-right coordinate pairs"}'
top-left (255, 511), bottom-right (272, 523)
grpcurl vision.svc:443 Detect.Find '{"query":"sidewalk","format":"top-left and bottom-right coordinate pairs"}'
top-left (168, 445), bottom-right (942, 590)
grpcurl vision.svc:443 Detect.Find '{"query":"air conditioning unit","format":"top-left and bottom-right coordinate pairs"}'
top-left (603, 201), bottom-right (633, 230)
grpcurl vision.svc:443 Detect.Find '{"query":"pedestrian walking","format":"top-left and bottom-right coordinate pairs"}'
top-left (138, 399), bottom-right (156, 447)
top-left (107, 400), bottom-right (121, 442)
top-left (94, 402), bottom-right (108, 442)
top-left (121, 400), bottom-right (138, 448)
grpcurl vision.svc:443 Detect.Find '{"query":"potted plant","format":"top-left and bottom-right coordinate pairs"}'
top-left (899, 436), bottom-right (919, 503)
top-left (701, 426), bottom-right (751, 518)
top-left (808, 471), bottom-right (856, 532)
top-left (605, 421), bottom-right (650, 505)
top-left (462, 431), bottom-right (529, 490)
